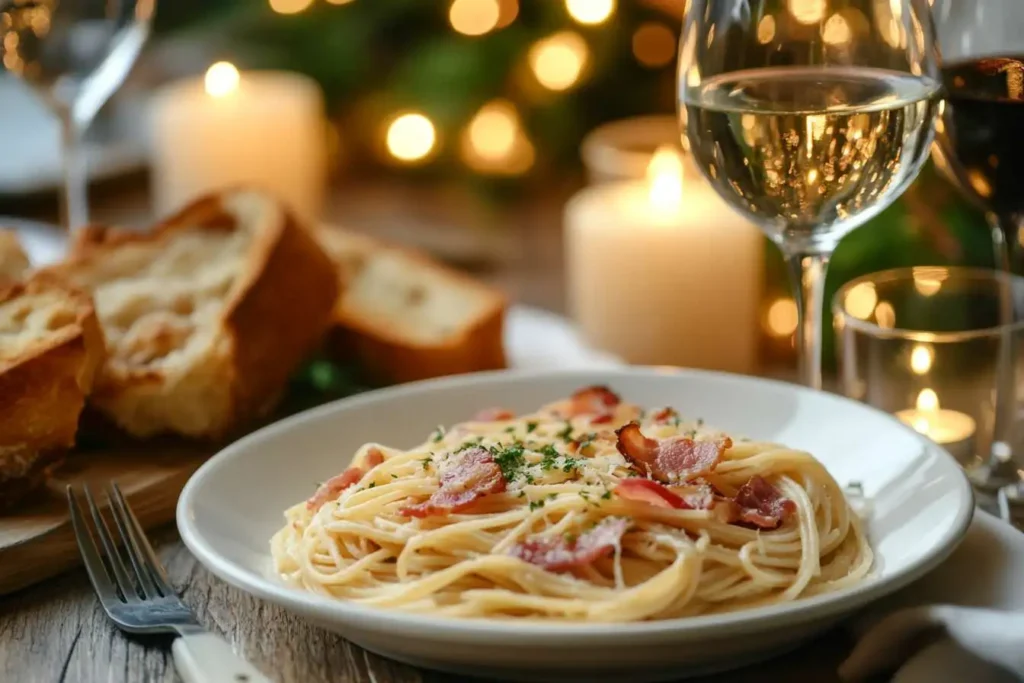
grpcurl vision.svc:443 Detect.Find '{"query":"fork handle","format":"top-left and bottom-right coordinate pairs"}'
top-left (173, 631), bottom-right (273, 683)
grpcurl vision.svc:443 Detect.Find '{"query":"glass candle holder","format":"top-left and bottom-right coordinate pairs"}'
top-left (833, 267), bottom-right (1024, 494)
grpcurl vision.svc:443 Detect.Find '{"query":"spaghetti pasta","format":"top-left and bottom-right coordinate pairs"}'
top-left (271, 387), bottom-right (872, 621)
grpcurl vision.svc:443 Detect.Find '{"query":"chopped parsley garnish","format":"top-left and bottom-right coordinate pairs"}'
top-left (391, 474), bottom-right (398, 479)
top-left (517, 490), bottom-right (526, 498)
top-left (684, 429), bottom-right (698, 438)
top-left (556, 422), bottom-right (574, 442)
top-left (504, 426), bottom-right (516, 433)
top-left (529, 499), bottom-right (546, 511)
top-left (420, 456), bottom-right (432, 470)
top-left (526, 421), bottom-right (538, 433)
top-left (562, 457), bottom-right (581, 474)
top-left (540, 447), bottom-right (560, 470)
top-left (696, 418), bottom-right (705, 427)
top-left (564, 533), bottom-right (577, 544)
top-left (579, 490), bottom-right (590, 500)
top-left (576, 432), bottom-right (597, 451)
top-left (368, 482), bottom-right (376, 489)
top-left (671, 414), bottom-right (682, 427)
top-left (601, 489), bottom-right (612, 500)
top-left (430, 426), bottom-right (445, 442)
top-left (493, 443), bottom-right (526, 481)
top-left (547, 493), bottom-right (558, 500)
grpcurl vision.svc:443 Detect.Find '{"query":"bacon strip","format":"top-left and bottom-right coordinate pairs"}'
top-left (614, 478), bottom-right (714, 510)
top-left (561, 385), bottom-right (621, 423)
top-left (307, 467), bottom-right (363, 511)
top-left (509, 518), bottom-right (629, 571)
top-left (306, 447), bottom-right (387, 511)
top-left (616, 423), bottom-right (730, 483)
top-left (731, 475), bottom-right (796, 529)
top-left (399, 447), bottom-right (506, 518)
top-left (651, 407), bottom-right (679, 424)
top-left (471, 407), bottom-right (516, 422)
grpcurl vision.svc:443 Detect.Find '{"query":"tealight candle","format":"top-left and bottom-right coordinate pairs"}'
top-left (565, 147), bottom-right (763, 373)
top-left (896, 388), bottom-right (977, 464)
top-left (149, 63), bottom-right (326, 224)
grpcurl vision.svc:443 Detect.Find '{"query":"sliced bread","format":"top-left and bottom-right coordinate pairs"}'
top-left (42, 189), bottom-right (339, 440)
top-left (317, 227), bottom-right (506, 384)
top-left (0, 274), bottom-right (104, 510)
top-left (0, 229), bottom-right (30, 282)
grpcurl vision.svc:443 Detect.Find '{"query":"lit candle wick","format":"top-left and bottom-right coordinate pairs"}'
top-left (647, 146), bottom-right (684, 213)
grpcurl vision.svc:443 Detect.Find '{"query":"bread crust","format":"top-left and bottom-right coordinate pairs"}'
top-left (0, 276), bottom-right (105, 509)
top-left (318, 228), bottom-right (507, 384)
top-left (45, 190), bottom-right (339, 439)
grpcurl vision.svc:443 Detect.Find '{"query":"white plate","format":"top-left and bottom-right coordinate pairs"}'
top-left (176, 368), bottom-right (974, 681)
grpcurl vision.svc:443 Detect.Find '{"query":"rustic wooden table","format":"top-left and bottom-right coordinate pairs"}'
top-left (0, 180), bottom-right (847, 683)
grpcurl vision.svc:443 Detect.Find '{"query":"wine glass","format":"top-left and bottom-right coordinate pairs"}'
top-left (931, 0), bottom-right (1024, 491)
top-left (0, 0), bottom-right (155, 230)
top-left (677, 0), bottom-right (940, 389)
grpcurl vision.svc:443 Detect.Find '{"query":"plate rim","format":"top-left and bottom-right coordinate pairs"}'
top-left (176, 366), bottom-right (975, 644)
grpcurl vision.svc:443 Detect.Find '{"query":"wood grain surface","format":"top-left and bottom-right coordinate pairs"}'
top-left (0, 442), bottom-right (209, 595)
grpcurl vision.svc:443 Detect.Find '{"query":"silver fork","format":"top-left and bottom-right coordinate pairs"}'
top-left (68, 483), bottom-right (272, 683)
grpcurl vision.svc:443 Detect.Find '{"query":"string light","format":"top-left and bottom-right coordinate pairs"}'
top-left (268, 0), bottom-right (312, 15)
top-left (496, 0), bottom-right (518, 28)
top-left (632, 23), bottom-right (676, 68)
top-left (449, 0), bottom-right (500, 37)
top-left (565, 0), bottom-right (615, 26)
top-left (461, 100), bottom-right (535, 174)
top-left (205, 62), bottom-right (240, 98)
top-left (766, 298), bottom-right (799, 337)
top-left (386, 112), bottom-right (437, 163)
top-left (529, 31), bottom-right (589, 91)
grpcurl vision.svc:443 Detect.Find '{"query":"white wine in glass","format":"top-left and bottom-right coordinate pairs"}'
top-left (678, 0), bottom-right (940, 389)
top-left (0, 0), bottom-right (154, 230)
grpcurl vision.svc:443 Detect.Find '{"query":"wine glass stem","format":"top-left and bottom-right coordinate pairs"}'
top-left (58, 110), bottom-right (88, 232)
top-left (783, 249), bottom-right (831, 391)
top-left (981, 213), bottom-right (1023, 489)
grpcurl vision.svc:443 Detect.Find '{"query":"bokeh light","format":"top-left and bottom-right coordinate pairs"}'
top-left (632, 22), bottom-right (676, 68)
top-left (788, 0), bottom-right (826, 25)
top-left (386, 113), bottom-right (437, 163)
top-left (269, 0), bottom-right (313, 15)
top-left (449, 0), bottom-right (501, 36)
top-left (910, 344), bottom-right (934, 375)
top-left (565, 0), bottom-right (615, 26)
top-left (844, 282), bottom-right (877, 320)
top-left (529, 31), bottom-right (589, 91)
top-left (766, 298), bottom-right (799, 337)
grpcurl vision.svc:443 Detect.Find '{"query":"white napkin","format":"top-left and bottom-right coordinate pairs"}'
top-left (839, 512), bottom-right (1024, 683)
top-left (839, 605), bottom-right (1023, 682)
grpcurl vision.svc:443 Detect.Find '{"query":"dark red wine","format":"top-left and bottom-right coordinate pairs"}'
top-left (934, 56), bottom-right (1024, 218)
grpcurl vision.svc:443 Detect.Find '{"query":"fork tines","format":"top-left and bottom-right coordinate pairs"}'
top-left (67, 483), bottom-right (175, 604)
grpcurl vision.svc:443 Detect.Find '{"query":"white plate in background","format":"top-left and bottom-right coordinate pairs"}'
top-left (177, 367), bottom-right (974, 681)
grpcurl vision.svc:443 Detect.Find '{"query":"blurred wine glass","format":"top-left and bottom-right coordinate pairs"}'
top-left (677, 0), bottom-right (940, 390)
top-left (0, 0), bottom-right (154, 230)
top-left (931, 0), bottom-right (1024, 492)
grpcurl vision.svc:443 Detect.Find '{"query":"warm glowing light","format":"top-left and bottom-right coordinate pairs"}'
top-left (967, 168), bottom-right (993, 198)
top-left (874, 301), bottom-right (895, 329)
top-left (767, 298), bottom-right (799, 337)
top-left (449, 0), bottom-right (501, 36)
top-left (269, 0), bottom-right (312, 14)
top-left (565, 0), bottom-right (615, 25)
top-left (647, 146), bottom-right (684, 213)
top-left (462, 101), bottom-right (535, 175)
top-left (756, 15), bottom-right (776, 43)
top-left (529, 31), bottom-right (589, 91)
top-left (916, 388), bottom-right (939, 412)
top-left (822, 13), bottom-right (852, 45)
top-left (788, 0), bottom-right (826, 25)
top-left (466, 100), bottom-right (517, 161)
top-left (325, 0), bottom-right (355, 4)
top-left (632, 22), bottom-right (677, 68)
top-left (913, 276), bottom-right (943, 296)
top-left (910, 344), bottom-right (934, 375)
top-left (496, 0), bottom-right (519, 27)
top-left (205, 62), bottom-right (240, 98)
top-left (386, 113), bottom-right (437, 163)
top-left (845, 282), bottom-right (877, 320)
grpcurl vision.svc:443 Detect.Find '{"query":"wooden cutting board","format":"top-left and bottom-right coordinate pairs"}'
top-left (0, 441), bottom-right (213, 595)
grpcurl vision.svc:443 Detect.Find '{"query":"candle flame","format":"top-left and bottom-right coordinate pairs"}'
top-left (647, 145), bottom-right (684, 212)
top-left (205, 61), bottom-right (239, 98)
top-left (916, 388), bottom-right (939, 412)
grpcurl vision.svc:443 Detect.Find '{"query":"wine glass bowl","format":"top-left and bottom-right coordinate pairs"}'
top-left (0, 0), bottom-right (154, 229)
top-left (677, 0), bottom-right (940, 389)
